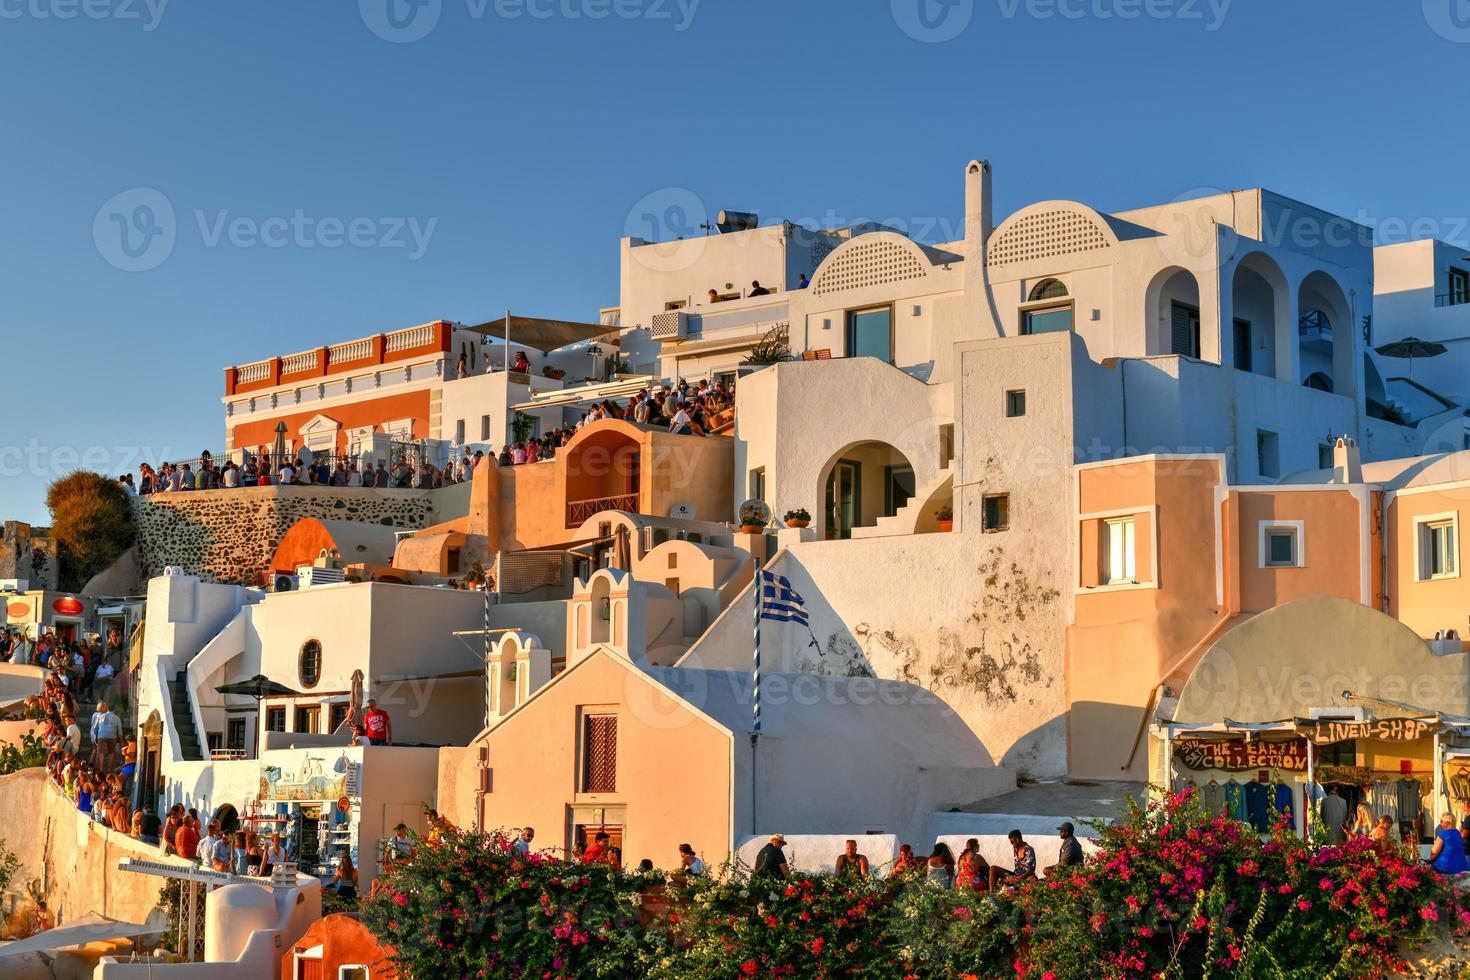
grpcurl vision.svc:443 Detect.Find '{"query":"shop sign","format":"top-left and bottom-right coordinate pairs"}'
top-left (260, 761), bottom-right (347, 802)
top-left (1175, 739), bottom-right (1309, 772)
top-left (1298, 717), bottom-right (1435, 745)
top-left (344, 761), bottom-right (360, 797)
top-left (6, 602), bottom-right (31, 620)
top-left (52, 597), bottom-right (84, 616)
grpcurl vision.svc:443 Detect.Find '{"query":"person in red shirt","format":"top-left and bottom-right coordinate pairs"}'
top-left (362, 699), bottom-right (392, 746)
top-left (582, 831), bottom-right (611, 866)
top-left (175, 819), bottom-right (200, 861)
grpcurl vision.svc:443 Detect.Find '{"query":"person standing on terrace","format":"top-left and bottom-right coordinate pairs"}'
top-left (89, 701), bottom-right (121, 771)
top-left (512, 350), bottom-right (531, 373)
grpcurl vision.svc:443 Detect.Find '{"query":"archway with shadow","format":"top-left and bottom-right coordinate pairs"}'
top-left (1145, 267), bottom-right (1203, 358)
top-left (817, 440), bottom-right (917, 540)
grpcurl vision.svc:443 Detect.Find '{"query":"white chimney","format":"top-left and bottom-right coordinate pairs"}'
top-left (964, 159), bottom-right (992, 272)
top-left (1332, 436), bottom-right (1363, 484)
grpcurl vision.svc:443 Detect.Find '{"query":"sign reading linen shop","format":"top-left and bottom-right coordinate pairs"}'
top-left (1175, 739), bottom-right (1309, 772)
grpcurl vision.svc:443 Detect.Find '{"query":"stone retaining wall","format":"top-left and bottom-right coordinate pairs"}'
top-left (132, 487), bottom-right (441, 585)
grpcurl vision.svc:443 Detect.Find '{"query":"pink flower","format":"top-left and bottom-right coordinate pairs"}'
top-left (393, 893), bottom-right (408, 906)
top-left (1297, 899), bottom-right (1312, 912)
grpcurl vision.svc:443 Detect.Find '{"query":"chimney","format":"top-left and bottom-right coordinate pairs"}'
top-left (964, 160), bottom-right (992, 272)
top-left (1332, 436), bottom-right (1363, 484)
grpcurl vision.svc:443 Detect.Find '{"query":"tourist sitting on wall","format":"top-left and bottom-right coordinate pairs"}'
top-left (753, 834), bottom-right (790, 879)
top-left (748, 280), bottom-right (769, 297)
top-left (835, 839), bottom-right (870, 879)
top-left (677, 843), bottom-right (705, 876)
top-left (955, 838), bottom-right (990, 890)
top-left (1430, 813), bottom-right (1469, 875)
top-left (988, 830), bottom-right (1037, 891)
top-left (1048, 822), bottom-right (1085, 874)
top-left (925, 843), bottom-right (955, 888)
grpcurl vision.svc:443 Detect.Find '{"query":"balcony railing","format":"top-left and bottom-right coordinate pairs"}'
top-left (281, 349), bottom-right (320, 375)
top-left (328, 337), bottom-right (375, 366)
top-left (237, 360), bottom-right (274, 385)
top-left (1435, 292), bottom-right (1470, 309)
top-left (566, 492), bottom-right (639, 528)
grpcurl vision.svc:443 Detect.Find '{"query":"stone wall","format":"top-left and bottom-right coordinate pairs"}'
top-left (0, 522), bottom-right (58, 591)
top-left (132, 487), bottom-right (444, 585)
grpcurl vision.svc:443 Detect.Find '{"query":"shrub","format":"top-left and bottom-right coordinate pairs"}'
top-left (0, 732), bottom-right (47, 776)
top-left (45, 470), bottom-right (135, 590)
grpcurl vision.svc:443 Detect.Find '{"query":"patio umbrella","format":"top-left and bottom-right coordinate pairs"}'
top-left (1375, 337), bottom-right (1447, 378)
top-left (215, 674), bottom-right (302, 705)
top-left (342, 668), bottom-right (365, 732)
top-left (611, 524), bottom-right (632, 571)
top-left (271, 421), bottom-right (288, 473)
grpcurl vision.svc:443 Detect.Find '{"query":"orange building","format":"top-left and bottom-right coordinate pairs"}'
top-left (281, 913), bottom-right (399, 980)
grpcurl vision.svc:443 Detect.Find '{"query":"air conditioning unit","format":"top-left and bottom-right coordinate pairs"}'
top-left (0, 579), bottom-right (27, 593)
top-left (297, 566), bottom-right (345, 589)
top-left (270, 574), bottom-right (298, 593)
top-left (651, 311), bottom-right (688, 342)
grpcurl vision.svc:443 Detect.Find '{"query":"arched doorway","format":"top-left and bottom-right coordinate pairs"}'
top-left (1231, 252), bottom-right (1289, 378)
top-left (1146, 267), bottom-right (1203, 358)
top-left (563, 426), bottom-right (642, 529)
top-left (819, 441), bottom-right (917, 539)
top-left (138, 711), bottom-right (164, 812)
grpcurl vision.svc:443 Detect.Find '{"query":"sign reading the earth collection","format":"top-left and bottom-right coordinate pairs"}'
top-left (1174, 739), bottom-right (1310, 772)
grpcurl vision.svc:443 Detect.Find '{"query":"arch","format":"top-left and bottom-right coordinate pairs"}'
top-left (562, 420), bottom-right (643, 525)
top-left (987, 200), bottom-right (1118, 269)
top-left (1298, 270), bottom-right (1356, 399)
top-left (589, 574), bottom-right (612, 647)
top-left (1029, 278), bottom-right (1069, 301)
top-left (1144, 266), bottom-right (1203, 357)
top-left (817, 440), bottom-right (918, 539)
top-left (213, 803), bottom-right (240, 835)
top-left (1303, 370), bottom-right (1333, 393)
top-left (809, 231), bottom-right (933, 298)
top-left (1230, 251), bottom-right (1290, 379)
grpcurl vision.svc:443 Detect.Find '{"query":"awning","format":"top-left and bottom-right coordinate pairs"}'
top-left (511, 375), bottom-right (654, 411)
top-left (465, 315), bottom-right (618, 354)
top-left (0, 914), bottom-right (163, 959)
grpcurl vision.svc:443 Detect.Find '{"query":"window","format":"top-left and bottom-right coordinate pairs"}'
top-left (846, 307), bottom-right (893, 363)
top-left (295, 705), bottom-right (320, 734)
top-left (883, 465), bottom-right (915, 516)
top-left (982, 494), bottom-right (1010, 532)
top-left (1448, 268), bottom-right (1469, 306)
top-left (1260, 522), bottom-right (1303, 568)
top-left (340, 967), bottom-right (370, 980)
top-left (447, 547), bottom-right (462, 575)
top-left (939, 423), bottom-right (955, 467)
top-left (265, 706), bottom-right (286, 732)
top-left (1318, 739), bottom-right (1356, 767)
top-left (581, 712), bottom-right (618, 793)
top-left (1318, 443), bottom-right (1334, 470)
top-left (1029, 279), bottom-right (1069, 301)
top-left (299, 639), bottom-right (322, 688)
top-left (1417, 516), bottom-right (1459, 580)
top-left (1005, 389), bottom-right (1026, 418)
top-left (749, 467), bottom-right (766, 503)
top-left (1102, 517), bottom-right (1137, 584)
top-left (664, 299), bottom-right (688, 311)
top-left (1233, 318), bottom-right (1252, 372)
top-left (454, 419), bottom-right (466, 444)
top-left (480, 415), bottom-right (491, 441)
top-left (227, 718), bottom-right (247, 752)
top-left (329, 703), bottom-right (349, 734)
top-left (1171, 302), bottom-right (1201, 358)
top-left (1256, 430), bottom-right (1280, 479)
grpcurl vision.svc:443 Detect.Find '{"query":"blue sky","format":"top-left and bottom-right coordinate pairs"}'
top-left (1, 0), bottom-right (1468, 526)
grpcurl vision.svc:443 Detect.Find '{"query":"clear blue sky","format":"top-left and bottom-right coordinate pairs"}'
top-left (1, 0), bottom-right (1467, 526)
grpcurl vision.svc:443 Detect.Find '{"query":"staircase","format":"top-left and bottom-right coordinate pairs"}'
top-left (850, 466), bottom-right (955, 540)
top-left (169, 669), bottom-right (205, 761)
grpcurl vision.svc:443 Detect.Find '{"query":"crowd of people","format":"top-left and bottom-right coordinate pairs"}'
top-left (117, 378), bottom-right (736, 500)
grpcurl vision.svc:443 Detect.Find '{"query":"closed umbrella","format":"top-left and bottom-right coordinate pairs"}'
top-left (343, 668), bottom-right (365, 732)
top-left (271, 422), bottom-right (288, 476)
top-left (1375, 337), bottom-right (1447, 379)
top-left (611, 524), bottom-right (632, 571)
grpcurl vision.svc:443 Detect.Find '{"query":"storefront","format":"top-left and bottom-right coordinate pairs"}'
top-left (254, 753), bottom-right (360, 879)
top-left (1157, 714), bottom-right (1442, 844)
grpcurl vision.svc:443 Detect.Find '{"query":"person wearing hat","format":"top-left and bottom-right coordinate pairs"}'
top-left (388, 823), bottom-right (415, 862)
top-left (753, 833), bottom-right (789, 878)
top-left (362, 698), bottom-right (392, 746)
top-left (1051, 821), bottom-right (1084, 874)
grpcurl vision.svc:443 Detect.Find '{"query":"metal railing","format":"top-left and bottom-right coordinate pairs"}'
top-left (1434, 292), bottom-right (1470, 309)
top-left (566, 492), bottom-right (638, 528)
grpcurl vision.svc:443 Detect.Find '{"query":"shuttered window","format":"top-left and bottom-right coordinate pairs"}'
top-left (1171, 302), bottom-right (1200, 358)
top-left (582, 713), bottom-right (618, 793)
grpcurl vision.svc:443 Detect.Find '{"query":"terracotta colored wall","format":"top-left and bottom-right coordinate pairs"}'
top-left (1388, 491), bottom-right (1469, 639)
top-left (228, 390), bottom-right (433, 455)
top-left (1234, 490), bottom-right (1364, 612)
top-left (1068, 457), bottom-right (1226, 779)
top-left (476, 652), bottom-right (733, 870)
top-left (282, 914), bottom-right (400, 980)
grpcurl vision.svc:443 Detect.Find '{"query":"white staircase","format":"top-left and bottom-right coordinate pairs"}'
top-left (851, 466), bottom-right (954, 539)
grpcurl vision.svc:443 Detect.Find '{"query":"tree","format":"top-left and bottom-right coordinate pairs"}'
top-left (45, 471), bottom-right (135, 591)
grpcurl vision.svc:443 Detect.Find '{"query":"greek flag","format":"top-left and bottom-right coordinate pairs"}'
top-left (759, 570), bottom-right (809, 627)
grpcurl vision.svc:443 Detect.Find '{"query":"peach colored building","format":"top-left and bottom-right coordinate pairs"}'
top-left (282, 913), bottom-right (399, 980)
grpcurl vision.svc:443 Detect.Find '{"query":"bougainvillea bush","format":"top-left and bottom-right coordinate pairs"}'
top-left (363, 796), bottom-right (1468, 979)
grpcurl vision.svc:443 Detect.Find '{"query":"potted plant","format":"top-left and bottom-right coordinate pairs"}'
top-left (935, 504), bottom-right (953, 533)
top-left (783, 508), bottom-right (811, 529)
top-left (541, 365), bottom-right (567, 381)
top-left (738, 502), bottom-right (769, 534)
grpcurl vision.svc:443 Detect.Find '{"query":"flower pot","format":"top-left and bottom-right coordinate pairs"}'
top-left (937, 519), bottom-right (953, 532)
top-left (741, 524), bottom-right (765, 534)
top-left (785, 518), bottom-right (810, 528)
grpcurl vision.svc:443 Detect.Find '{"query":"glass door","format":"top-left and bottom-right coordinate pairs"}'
top-left (825, 460), bottom-right (861, 539)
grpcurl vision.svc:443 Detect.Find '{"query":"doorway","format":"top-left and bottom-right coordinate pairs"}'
top-left (825, 460), bottom-right (861, 539)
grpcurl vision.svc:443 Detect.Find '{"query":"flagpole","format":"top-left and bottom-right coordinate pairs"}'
top-left (751, 565), bottom-right (762, 843)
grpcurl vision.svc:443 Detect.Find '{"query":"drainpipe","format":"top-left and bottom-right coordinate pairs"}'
top-left (1379, 491), bottom-right (1390, 613)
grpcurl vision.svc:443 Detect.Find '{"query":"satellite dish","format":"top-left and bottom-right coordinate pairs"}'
top-left (668, 503), bottom-right (695, 520)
